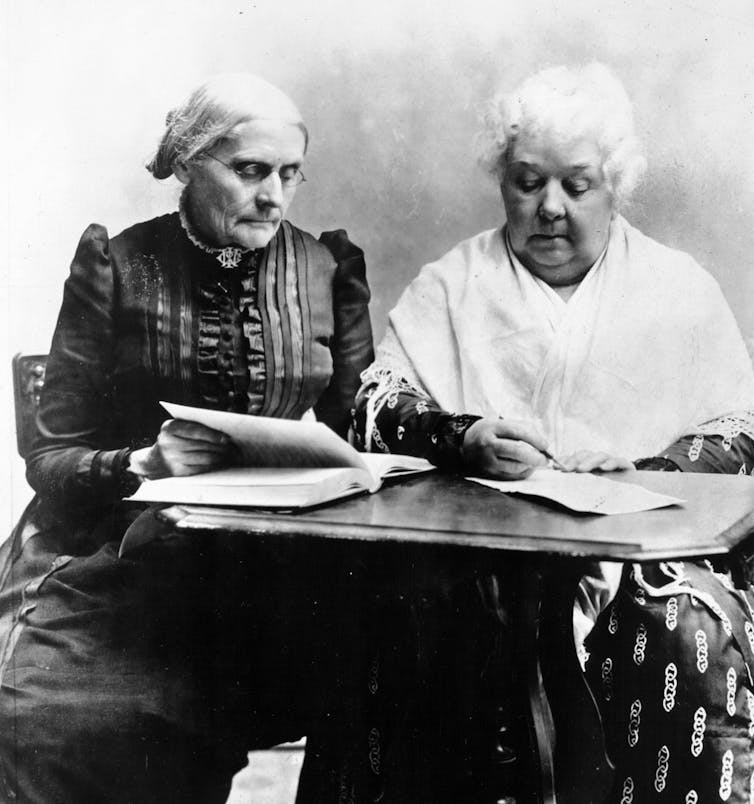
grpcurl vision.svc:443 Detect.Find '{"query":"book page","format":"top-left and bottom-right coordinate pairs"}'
top-left (127, 466), bottom-right (373, 507)
top-left (162, 402), bottom-right (365, 470)
top-left (359, 452), bottom-right (435, 479)
top-left (130, 466), bottom-right (363, 491)
top-left (467, 469), bottom-right (684, 515)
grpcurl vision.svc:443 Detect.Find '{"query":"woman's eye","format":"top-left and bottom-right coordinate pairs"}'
top-left (516, 178), bottom-right (542, 193)
top-left (235, 162), bottom-right (266, 179)
top-left (565, 180), bottom-right (590, 197)
top-left (279, 166), bottom-right (299, 183)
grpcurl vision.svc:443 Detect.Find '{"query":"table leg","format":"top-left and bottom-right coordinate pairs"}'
top-left (524, 557), bottom-right (614, 804)
top-left (518, 559), bottom-right (557, 804)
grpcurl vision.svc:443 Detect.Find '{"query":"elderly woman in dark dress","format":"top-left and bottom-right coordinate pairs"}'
top-left (0, 73), bottom-right (373, 803)
top-left (302, 63), bottom-right (754, 803)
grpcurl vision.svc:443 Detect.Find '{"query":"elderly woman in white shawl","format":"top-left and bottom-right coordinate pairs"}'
top-left (353, 64), bottom-right (754, 803)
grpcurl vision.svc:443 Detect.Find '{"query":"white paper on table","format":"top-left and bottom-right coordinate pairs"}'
top-left (467, 469), bottom-right (684, 515)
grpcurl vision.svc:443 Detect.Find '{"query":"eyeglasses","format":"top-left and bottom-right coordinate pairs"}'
top-left (202, 152), bottom-right (306, 187)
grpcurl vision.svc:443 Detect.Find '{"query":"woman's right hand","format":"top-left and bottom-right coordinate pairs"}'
top-left (461, 418), bottom-right (550, 480)
top-left (128, 419), bottom-right (238, 479)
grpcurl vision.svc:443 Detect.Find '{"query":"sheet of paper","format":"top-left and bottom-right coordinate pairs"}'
top-left (467, 469), bottom-right (684, 515)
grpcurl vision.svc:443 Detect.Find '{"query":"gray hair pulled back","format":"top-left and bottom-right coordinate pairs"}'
top-left (477, 62), bottom-right (646, 209)
top-left (147, 73), bottom-right (308, 180)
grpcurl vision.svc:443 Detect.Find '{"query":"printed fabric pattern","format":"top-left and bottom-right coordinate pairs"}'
top-left (585, 560), bottom-right (754, 803)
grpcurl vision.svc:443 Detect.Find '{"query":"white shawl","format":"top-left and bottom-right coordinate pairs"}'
top-left (370, 216), bottom-right (754, 459)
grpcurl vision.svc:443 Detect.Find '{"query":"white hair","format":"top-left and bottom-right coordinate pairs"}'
top-left (477, 63), bottom-right (646, 208)
top-left (147, 73), bottom-right (308, 180)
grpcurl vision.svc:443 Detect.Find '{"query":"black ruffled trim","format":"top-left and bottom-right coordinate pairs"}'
top-left (115, 448), bottom-right (142, 498)
top-left (633, 456), bottom-right (682, 472)
top-left (196, 253), bottom-right (264, 413)
top-left (434, 414), bottom-right (483, 472)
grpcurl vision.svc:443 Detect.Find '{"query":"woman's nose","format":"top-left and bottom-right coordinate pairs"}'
top-left (538, 181), bottom-right (566, 220)
top-left (255, 171), bottom-right (284, 206)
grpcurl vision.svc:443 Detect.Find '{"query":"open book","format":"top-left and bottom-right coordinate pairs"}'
top-left (126, 402), bottom-right (433, 509)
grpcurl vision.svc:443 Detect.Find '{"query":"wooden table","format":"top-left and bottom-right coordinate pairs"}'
top-left (156, 471), bottom-right (754, 803)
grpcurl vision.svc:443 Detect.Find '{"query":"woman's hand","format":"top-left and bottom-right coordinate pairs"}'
top-left (128, 419), bottom-right (239, 479)
top-left (461, 418), bottom-right (550, 480)
top-left (558, 450), bottom-right (634, 473)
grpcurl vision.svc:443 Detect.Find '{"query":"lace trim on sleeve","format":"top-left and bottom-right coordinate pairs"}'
top-left (633, 456), bottom-right (681, 472)
top-left (359, 364), bottom-right (429, 454)
top-left (695, 411), bottom-right (754, 445)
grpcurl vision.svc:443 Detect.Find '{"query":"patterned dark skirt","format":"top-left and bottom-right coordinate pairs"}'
top-left (585, 560), bottom-right (754, 803)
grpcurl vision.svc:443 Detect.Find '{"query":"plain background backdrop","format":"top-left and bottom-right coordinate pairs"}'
top-left (2, 0), bottom-right (754, 533)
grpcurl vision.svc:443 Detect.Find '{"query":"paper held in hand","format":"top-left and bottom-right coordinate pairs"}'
top-left (126, 402), bottom-right (434, 509)
top-left (468, 469), bottom-right (685, 515)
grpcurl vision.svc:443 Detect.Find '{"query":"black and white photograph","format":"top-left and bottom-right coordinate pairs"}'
top-left (2, 1), bottom-right (754, 801)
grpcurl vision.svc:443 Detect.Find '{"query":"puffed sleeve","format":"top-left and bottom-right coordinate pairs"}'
top-left (313, 230), bottom-right (375, 438)
top-left (25, 224), bottom-right (137, 505)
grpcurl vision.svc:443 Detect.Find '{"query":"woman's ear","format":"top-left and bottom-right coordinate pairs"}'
top-left (172, 160), bottom-right (191, 185)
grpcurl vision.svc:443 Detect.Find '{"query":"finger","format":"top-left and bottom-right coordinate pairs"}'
top-left (158, 435), bottom-right (231, 455)
top-left (160, 438), bottom-right (231, 456)
top-left (573, 452), bottom-right (613, 472)
top-left (497, 460), bottom-right (538, 479)
top-left (162, 451), bottom-right (234, 476)
top-left (574, 454), bottom-right (635, 473)
top-left (558, 451), bottom-right (592, 472)
top-left (161, 419), bottom-right (231, 446)
top-left (596, 456), bottom-right (635, 472)
top-left (493, 438), bottom-right (549, 468)
top-left (168, 463), bottom-right (215, 477)
top-left (482, 457), bottom-right (536, 481)
top-left (175, 450), bottom-right (231, 466)
top-left (489, 419), bottom-right (549, 452)
top-left (160, 445), bottom-right (236, 472)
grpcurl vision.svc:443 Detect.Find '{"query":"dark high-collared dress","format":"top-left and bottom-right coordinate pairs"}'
top-left (0, 212), bottom-right (373, 804)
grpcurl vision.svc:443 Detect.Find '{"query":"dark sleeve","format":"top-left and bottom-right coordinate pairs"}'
top-left (313, 230), bottom-right (375, 438)
top-left (25, 224), bottom-right (139, 505)
top-left (352, 376), bottom-right (481, 470)
top-left (635, 429), bottom-right (754, 475)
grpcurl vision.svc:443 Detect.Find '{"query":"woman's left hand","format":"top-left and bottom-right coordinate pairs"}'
top-left (558, 451), bottom-right (635, 473)
top-left (128, 419), bottom-right (239, 479)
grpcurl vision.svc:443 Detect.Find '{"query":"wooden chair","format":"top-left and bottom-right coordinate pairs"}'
top-left (12, 353), bottom-right (47, 459)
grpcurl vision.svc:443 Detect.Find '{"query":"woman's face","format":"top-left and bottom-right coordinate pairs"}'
top-left (501, 133), bottom-right (614, 287)
top-left (175, 118), bottom-right (306, 250)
